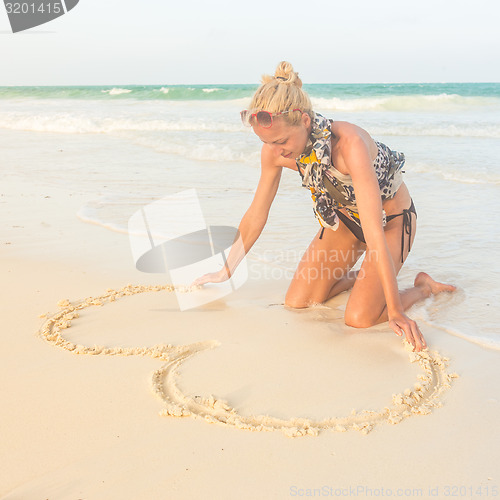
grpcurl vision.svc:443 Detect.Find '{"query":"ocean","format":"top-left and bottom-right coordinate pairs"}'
top-left (1, 82), bottom-right (499, 350)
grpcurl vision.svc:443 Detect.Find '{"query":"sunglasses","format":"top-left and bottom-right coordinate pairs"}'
top-left (240, 108), bottom-right (302, 128)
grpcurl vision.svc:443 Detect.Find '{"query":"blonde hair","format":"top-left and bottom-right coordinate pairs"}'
top-left (248, 61), bottom-right (313, 126)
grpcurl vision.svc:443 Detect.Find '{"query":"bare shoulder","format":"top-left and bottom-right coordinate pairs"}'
top-left (331, 120), bottom-right (373, 143)
top-left (331, 120), bottom-right (378, 160)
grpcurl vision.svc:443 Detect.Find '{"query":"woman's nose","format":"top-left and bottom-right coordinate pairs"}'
top-left (271, 144), bottom-right (283, 155)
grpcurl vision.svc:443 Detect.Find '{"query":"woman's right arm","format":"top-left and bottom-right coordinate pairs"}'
top-left (191, 147), bottom-right (283, 285)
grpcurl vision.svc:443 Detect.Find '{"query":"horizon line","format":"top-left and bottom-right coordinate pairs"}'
top-left (1, 81), bottom-right (499, 87)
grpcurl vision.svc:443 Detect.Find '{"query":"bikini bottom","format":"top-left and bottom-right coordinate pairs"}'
top-left (319, 199), bottom-right (417, 263)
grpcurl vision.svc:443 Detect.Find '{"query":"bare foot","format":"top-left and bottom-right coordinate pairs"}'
top-left (414, 272), bottom-right (457, 298)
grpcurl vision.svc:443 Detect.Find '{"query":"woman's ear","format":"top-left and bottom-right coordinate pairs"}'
top-left (302, 112), bottom-right (311, 129)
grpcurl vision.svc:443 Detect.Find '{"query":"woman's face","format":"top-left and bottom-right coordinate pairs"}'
top-left (252, 112), bottom-right (312, 160)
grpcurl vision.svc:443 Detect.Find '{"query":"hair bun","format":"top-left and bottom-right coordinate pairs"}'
top-left (251, 61), bottom-right (312, 124)
top-left (274, 61), bottom-right (302, 87)
top-left (261, 61), bottom-right (303, 87)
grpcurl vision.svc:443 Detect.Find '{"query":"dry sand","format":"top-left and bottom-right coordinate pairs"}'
top-left (1, 177), bottom-right (499, 499)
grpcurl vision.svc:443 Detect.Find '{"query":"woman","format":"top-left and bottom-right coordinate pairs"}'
top-left (193, 62), bottom-right (456, 352)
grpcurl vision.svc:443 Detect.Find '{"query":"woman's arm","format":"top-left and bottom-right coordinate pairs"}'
top-left (191, 147), bottom-right (282, 285)
top-left (339, 128), bottom-right (423, 344)
top-left (342, 133), bottom-right (402, 309)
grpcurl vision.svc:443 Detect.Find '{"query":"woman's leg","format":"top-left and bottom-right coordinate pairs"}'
top-left (284, 223), bottom-right (365, 308)
top-left (374, 272), bottom-right (457, 324)
top-left (344, 213), bottom-right (456, 327)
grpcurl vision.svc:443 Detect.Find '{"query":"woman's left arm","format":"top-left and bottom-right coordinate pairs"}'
top-left (341, 132), bottom-right (425, 349)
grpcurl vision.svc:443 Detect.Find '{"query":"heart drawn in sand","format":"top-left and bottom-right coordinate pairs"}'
top-left (38, 284), bottom-right (459, 438)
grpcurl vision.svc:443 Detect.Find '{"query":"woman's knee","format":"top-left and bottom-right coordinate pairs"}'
top-left (284, 287), bottom-right (325, 309)
top-left (344, 307), bottom-right (377, 328)
top-left (284, 298), bottom-right (308, 309)
top-left (284, 289), bottom-right (310, 309)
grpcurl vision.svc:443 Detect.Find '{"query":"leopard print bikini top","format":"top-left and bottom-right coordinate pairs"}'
top-left (296, 112), bottom-right (406, 231)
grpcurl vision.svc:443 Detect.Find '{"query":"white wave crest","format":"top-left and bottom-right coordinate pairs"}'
top-left (3, 111), bottom-right (497, 139)
top-left (0, 113), bottom-right (243, 134)
top-left (312, 94), bottom-right (500, 112)
top-left (410, 162), bottom-right (500, 185)
top-left (370, 124), bottom-right (500, 139)
top-left (101, 88), bottom-right (133, 95)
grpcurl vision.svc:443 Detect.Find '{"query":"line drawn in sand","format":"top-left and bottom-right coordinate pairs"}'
top-left (38, 284), bottom-right (459, 438)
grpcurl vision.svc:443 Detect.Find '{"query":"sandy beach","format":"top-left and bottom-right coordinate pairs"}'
top-left (1, 160), bottom-right (500, 499)
top-left (2, 80), bottom-right (500, 499)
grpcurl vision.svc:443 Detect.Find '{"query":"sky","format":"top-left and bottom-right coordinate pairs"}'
top-left (1, 0), bottom-right (499, 85)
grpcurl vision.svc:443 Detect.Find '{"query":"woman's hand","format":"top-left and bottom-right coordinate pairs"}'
top-left (190, 268), bottom-right (230, 287)
top-left (389, 312), bottom-right (427, 352)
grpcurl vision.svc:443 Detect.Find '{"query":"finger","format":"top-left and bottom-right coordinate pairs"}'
top-left (404, 328), bottom-right (417, 351)
top-left (412, 335), bottom-right (421, 351)
top-left (406, 322), bottom-right (421, 352)
top-left (415, 322), bottom-right (427, 348)
top-left (397, 321), bottom-right (417, 351)
top-left (420, 334), bottom-right (427, 349)
top-left (409, 326), bottom-right (425, 352)
top-left (392, 319), bottom-right (424, 352)
top-left (412, 322), bottom-right (427, 350)
top-left (191, 276), bottom-right (207, 287)
top-left (389, 320), bottom-right (404, 337)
